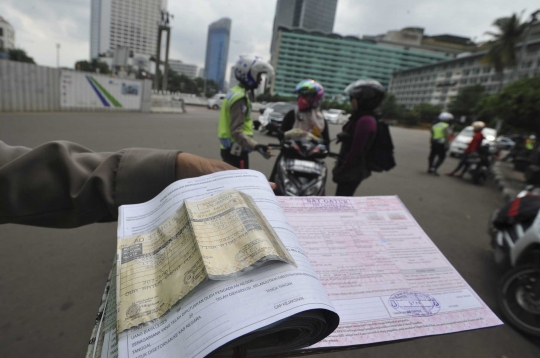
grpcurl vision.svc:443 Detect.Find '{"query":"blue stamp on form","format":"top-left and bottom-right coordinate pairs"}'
top-left (389, 291), bottom-right (440, 317)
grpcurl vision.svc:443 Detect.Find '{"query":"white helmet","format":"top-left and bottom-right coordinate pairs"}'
top-left (472, 121), bottom-right (485, 131)
top-left (233, 55), bottom-right (274, 89)
top-left (438, 112), bottom-right (454, 122)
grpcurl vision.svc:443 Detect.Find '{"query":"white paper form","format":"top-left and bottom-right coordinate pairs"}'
top-left (113, 170), bottom-right (336, 358)
top-left (278, 196), bottom-right (503, 348)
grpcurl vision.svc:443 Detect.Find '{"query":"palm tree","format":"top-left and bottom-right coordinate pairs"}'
top-left (482, 13), bottom-right (526, 92)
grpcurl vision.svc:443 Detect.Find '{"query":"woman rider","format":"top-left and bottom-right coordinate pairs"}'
top-left (333, 80), bottom-right (385, 196)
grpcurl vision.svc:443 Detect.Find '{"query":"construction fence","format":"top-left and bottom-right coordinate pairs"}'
top-left (0, 60), bottom-right (152, 112)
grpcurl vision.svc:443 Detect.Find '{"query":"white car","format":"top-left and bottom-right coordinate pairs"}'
top-left (449, 126), bottom-right (497, 157)
top-left (496, 136), bottom-right (516, 151)
top-left (323, 109), bottom-right (348, 124)
top-left (207, 93), bottom-right (226, 110)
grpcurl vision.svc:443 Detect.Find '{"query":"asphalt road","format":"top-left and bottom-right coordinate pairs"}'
top-left (1, 107), bottom-right (539, 358)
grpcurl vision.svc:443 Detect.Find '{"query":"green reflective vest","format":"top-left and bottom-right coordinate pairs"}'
top-left (432, 122), bottom-right (449, 140)
top-left (218, 85), bottom-right (253, 149)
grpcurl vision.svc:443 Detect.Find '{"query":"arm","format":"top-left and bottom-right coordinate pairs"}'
top-left (280, 110), bottom-right (296, 133)
top-left (0, 141), bottom-right (234, 228)
top-left (344, 116), bottom-right (377, 165)
top-left (230, 98), bottom-right (258, 150)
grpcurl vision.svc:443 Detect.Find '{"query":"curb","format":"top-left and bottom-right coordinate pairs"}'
top-left (492, 161), bottom-right (519, 202)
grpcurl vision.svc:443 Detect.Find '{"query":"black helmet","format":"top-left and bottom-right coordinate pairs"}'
top-left (344, 80), bottom-right (385, 111)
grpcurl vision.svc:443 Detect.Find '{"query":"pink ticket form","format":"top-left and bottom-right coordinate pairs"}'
top-left (278, 195), bottom-right (502, 347)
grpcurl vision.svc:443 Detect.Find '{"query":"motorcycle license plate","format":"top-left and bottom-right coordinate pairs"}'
top-left (286, 159), bottom-right (323, 175)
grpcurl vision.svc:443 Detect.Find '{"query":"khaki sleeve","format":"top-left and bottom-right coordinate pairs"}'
top-left (0, 140), bottom-right (179, 228)
top-left (230, 99), bottom-right (258, 150)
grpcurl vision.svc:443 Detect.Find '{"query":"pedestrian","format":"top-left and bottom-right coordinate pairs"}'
top-left (446, 121), bottom-right (485, 178)
top-left (0, 140), bottom-right (237, 228)
top-left (333, 80), bottom-right (385, 196)
top-left (428, 112), bottom-right (454, 176)
top-left (217, 55), bottom-right (274, 169)
top-left (269, 79), bottom-right (330, 182)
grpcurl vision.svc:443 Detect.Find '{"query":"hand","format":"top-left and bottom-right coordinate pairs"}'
top-left (254, 144), bottom-right (273, 159)
top-left (175, 153), bottom-right (276, 189)
top-left (175, 153), bottom-right (236, 180)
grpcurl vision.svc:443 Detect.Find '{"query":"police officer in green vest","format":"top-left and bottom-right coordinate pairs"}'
top-left (218, 55), bottom-right (274, 168)
top-left (428, 112), bottom-right (454, 176)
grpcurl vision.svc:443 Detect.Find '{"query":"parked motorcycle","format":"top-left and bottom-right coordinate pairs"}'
top-left (489, 176), bottom-right (540, 336)
top-left (466, 142), bottom-right (498, 184)
top-left (265, 126), bottom-right (331, 196)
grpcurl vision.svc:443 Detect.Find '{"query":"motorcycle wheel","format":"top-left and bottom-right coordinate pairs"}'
top-left (497, 264), bottom-right (540, 337)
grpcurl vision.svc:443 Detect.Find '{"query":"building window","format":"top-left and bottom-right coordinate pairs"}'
top-left (463, 70), bottom-right (470, 76)
top-left (472, 68), bottom-right (480, 75)
top-left (482, 67), bottom-right (491, 73)
top-left (0, 28), bottom-right (3, 37)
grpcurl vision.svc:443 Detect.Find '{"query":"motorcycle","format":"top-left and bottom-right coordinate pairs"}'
top-left (466, 142), bottom-right (498, 185)
top-left (265, 126), bottom-right (331, 196)
top-left (489, 173), bottom-right (540, 336)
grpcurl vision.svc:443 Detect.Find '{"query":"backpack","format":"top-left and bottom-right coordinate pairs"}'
top-left (367, 120), bottom-right (396, 172)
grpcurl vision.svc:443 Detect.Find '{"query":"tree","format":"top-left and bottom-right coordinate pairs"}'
top-left (479, 77), bottom-right (540, 135)
top-left (412, 103), bottom-right (442, 123)
top-left (75, 59), bottom-right (110, 74)
top-left (204, 80), bottom-right (219, 98)
top-left (380, 93), bottom-right (405, 119)
top-left (6, 48), bottom-right (35, 64)
top-left (482, 13), bottom-right (526, 92)
top-left (448, 85), bottom-right (487, 119)
top-left (167, 70), bottom-right (200, 95)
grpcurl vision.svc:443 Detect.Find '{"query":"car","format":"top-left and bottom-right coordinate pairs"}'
top-left (207, 93), bottom-right (226, 109)
top-left (256, 102), bottom-right (283, 131)
top-left (449, 126), bottom-right (497, 157)
top-left (323, 109), bottom-right (348, 124)
top-left (496, 136), bottom-right (516, 151)
top-left (257, 102), bottom-right (296, 134)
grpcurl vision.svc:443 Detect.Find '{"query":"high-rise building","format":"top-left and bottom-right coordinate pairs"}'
top-left (204, 18), bottom-right (231, 91)
top-left (389, 39), bottom-right (540, 109)
top-left (271, 27), bottom-right (453, 96)
top-left (90, 0), bottom-right (164, 59)
top-left (168, 60), bottom-right (198, 79)
top-left (363, 27), bottom-right (477, 56)
top-left (229, 65), bottom-right (239, 89)
top-left (197, 67), bottom-right (205, 78)
top-left (271, 0), bottom-right (338, 58)
top-left (0, 17), bottom-right (15, 50)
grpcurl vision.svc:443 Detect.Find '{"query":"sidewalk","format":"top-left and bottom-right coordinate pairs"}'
top-left (492, 158), bottom-right (527, 201)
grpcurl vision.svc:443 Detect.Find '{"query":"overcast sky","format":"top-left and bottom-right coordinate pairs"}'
top-left (2, 0), bottom-right (537, 79)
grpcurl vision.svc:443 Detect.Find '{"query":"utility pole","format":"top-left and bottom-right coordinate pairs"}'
top-left (153, 10), bottom-right (173, 91)
top-left (56, 43), bottom-right (61, 68)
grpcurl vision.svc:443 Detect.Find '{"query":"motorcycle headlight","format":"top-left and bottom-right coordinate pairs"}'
top-left (304, 180), bottom-right (323, 196)
top-left (285, 180), bottom-right (299, 195)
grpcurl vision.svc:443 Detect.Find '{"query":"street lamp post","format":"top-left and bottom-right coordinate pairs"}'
top-left (56, 43), bottom-right (61, 68)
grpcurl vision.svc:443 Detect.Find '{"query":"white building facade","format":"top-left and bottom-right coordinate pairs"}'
top-left (389, 39), bottom-right (540, 109)
top-left (0, 17), bottom-right (15, 50)
top-left (90, 0), bottom-right (164, 59)
top-left (168, 60), bottom-right (198, 79)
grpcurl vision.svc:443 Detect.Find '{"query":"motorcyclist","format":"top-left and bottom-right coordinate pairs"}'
top-left (217, 55), bottom-right (274, 168)
top-left (525, 135), bottom-right (536, 150)
top-left (279, 79), bottom-right (330, 147)
top-left (333, 79), bottom-right (385, 196)
top-left (269, 79), bottom-right (330, 183)
top-left (428, 112), bottom-right (454, 176)
top-left (446, 121), bottom-right (486, 178)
